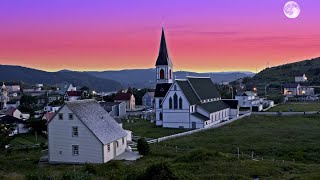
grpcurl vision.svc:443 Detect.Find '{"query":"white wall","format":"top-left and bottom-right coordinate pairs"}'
top-left (103, 137), bottom-right (126, 163)
top-left (162, 82), bottom-right (191, 128)
top-left (48, 106), bottom-right (103, 164)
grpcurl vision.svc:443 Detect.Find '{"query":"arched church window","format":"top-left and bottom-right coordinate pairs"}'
top-left (169, 97), bottom-right (172, 109)
top-left (179, 97), bottom-right (183, 109)
top-left (173, 93), bottom-right (178, 109)
top-left (160, 69), bottom-right (165, 79)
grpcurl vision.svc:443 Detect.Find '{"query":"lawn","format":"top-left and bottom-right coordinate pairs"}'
top-left (10, 133), bottom-right (47, 148)
top-left (1, 115), bottom-right (320, 179)
top-left (267, 102), bottom-right (320, 112)
top-left (123, 117), bottom-right (189, 138)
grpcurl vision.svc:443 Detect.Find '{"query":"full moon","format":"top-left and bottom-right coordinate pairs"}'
top-left (283, 1), bottom-right (301, 19)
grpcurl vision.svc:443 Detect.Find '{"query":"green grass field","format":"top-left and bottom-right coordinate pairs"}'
top-left (268, 102), bottom-right (320, 112)
top-left (10, 134), bottom-right (47, 147)
top-left (123, 117), bottom-right (188, 138)
top-left (1, 115), bottom-right (320, 179)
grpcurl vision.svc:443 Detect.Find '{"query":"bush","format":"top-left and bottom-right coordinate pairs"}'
top-left (137, 138), bottom-right (150, 155)
top-left (143, 162), bottom-right (177, 180)
top-left (82, 163), bottom-right (97, 175)
top-left (62, 171), bottom-right (91, 180)
top-left (25, 171), bottom-right (53, 180)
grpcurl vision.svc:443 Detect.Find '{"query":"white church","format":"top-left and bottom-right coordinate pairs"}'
top-left (154, 28), bottom-right (239, 129)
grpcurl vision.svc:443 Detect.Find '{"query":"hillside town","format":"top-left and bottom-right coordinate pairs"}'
top-left (1, 1), bottom-right (320, 179)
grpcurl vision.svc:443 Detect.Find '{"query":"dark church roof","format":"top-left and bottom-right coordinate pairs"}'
top-left (155, 83), bottom-right (172, 97)
top-left (155, 28), bottom-right (173, 66)
top-left (187, 77), bottom-right (221, 101)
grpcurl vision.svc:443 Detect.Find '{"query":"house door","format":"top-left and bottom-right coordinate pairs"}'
top-left (192, 122), bottom-right (196, 129)
top-left (113, 141), bottom-right (117, 158)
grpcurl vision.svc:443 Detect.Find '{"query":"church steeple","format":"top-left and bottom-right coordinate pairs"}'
top-left (155, 28), bottom-right (173, 66)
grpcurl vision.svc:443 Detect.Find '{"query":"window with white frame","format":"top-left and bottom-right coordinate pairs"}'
top-left (72, 145), bottom-right (79, 156)
top-left (72, 127), bottom-right (78, 137)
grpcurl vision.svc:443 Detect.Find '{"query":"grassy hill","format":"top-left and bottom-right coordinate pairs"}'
top-left (254, 57), bottom-right (320, 85)
top-left (0, 65), bottom-right (122, 92)
top-left (1, 115), bottom-right (320, 179)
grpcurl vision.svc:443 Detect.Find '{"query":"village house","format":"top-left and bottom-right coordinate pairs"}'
top-left (0, 115), bottom-right (28, 136)
top-left (5, 107), bottom-right (30, 120)
top-left (295, 74), bottom-right (308, 83)
top-left (142, 92), bottom-right (155, 108)
top-left (64, 90), bottom-right (82, 102)
top-left (283, 83), bottom-right (314, 97)
top-left (235, 91), bottom-right (263, 111)
top-left (114, 92), bottom-right (135, 111)
top-left (99, 101), bottom-right (126, 118)
top-left (48, 99), bottom-right (127, 164)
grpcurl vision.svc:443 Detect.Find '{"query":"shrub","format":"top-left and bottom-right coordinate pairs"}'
top-left (137, 138), bottom-right (150, 155)
top-left (83, 163), bottom-right (97, 175)
top-left (62, 171), bottom-right (91, 180)
top-left (143, 162), bottom-right (177, 180)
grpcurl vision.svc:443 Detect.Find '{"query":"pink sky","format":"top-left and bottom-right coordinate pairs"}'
top-left (0, 0), bottom-right (319, 72)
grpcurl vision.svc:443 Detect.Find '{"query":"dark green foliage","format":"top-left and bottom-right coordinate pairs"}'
top-left (0, 123), bottom-right (14, 149)
top-left (143, 162), bottom-right (177, 180)
top-left (26, 119), bottom-right (47, 134)
top-left (137, 138), bottom-right (150, 155)
top-left (62, 171), bottom-right (91, 180)
top-left (82, 163), bottom-right (97, 175)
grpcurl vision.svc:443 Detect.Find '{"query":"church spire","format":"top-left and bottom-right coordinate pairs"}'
top-left (155, 28), bottom-right (173, 66)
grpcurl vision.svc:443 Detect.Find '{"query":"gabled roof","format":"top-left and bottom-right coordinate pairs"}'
top-left (155, 28), bottom-right (173, 66)
top-left (222, 99), bottom-right (239, 109)
top-left (114, 93), bottom-right (132, 101)
top-left (62, 100), bottom-right (127, 145)
top-left (155, 83), bottom-right (172, 97)
top-left (176, 80), bottom-right (200, 105)
top-left (66, 91), bottom-right (82, 97)
top-left (236, 91), bottom-right (255, 96)
top-left (198, 101), bottom-right (230, 113)
top-left (5, 107), bottom-right (19, 116)
top-left (0, 115), bottom-right (25, 124)
top-left (144, 92), bottom-right (155, 98)
top-left (283, 83), bottom-right (300, 88)
top-left (99, 101), bottom-right (122, 107)
top-left (187, 77), bottom-right (221, 101)
top-left (43, 112), bottom-right (55, 122)
top-left (191, 112), bottom-right (209, 121)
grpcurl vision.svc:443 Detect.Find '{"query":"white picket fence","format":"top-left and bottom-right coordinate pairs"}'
top-left (157, 113), bottom-right (251, 143)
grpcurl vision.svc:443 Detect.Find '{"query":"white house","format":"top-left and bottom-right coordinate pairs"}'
top-left (0, 115), bottom-right (28, 136)
top-left (158, 77), bottom-right (233, 129)
top-left (295, 74), bottom-right (308, 82)
top-left (114, 93), bottom-right (135, 111)
top-left (48, 99), bottom-right (127, 164)
top-left (64, 91), bottom-right (82, 101)
top-left (235, 91), bottom-right (263, 111)
top-left (142, 92), bottom-right (155, 108)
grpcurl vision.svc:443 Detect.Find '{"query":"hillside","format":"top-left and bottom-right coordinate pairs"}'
top-left (0, 65), bottom-right (122, 92)
top-left (253, 57), bottom-right (320, 85)
top-left (88, 69), bottom-right (254, 88)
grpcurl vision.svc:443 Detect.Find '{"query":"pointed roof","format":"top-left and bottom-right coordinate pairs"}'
top-left (155, 28), bottom-right (173, 66)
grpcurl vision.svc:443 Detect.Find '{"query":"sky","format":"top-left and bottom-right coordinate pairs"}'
top-left (0, 0), bottom-right (319, 73)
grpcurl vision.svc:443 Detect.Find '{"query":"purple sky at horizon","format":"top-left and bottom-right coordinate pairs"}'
top-left (0, 0), bottom-right (319, 72)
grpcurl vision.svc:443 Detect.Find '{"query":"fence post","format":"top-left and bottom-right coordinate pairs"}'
top-left (175, 146), bottom-right (178, 153)
top-left (251, 151), bottom-right (254, 160)
top-left (237, 147), bottom-right (240, 160)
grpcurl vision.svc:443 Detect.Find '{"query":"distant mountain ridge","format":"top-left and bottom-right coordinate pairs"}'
top-left (0, 65), bottom-right (122, 92)
top-left (87, 69), bottom-right (255, 88)
top-left (0, 65), bottom-right (255, 91)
